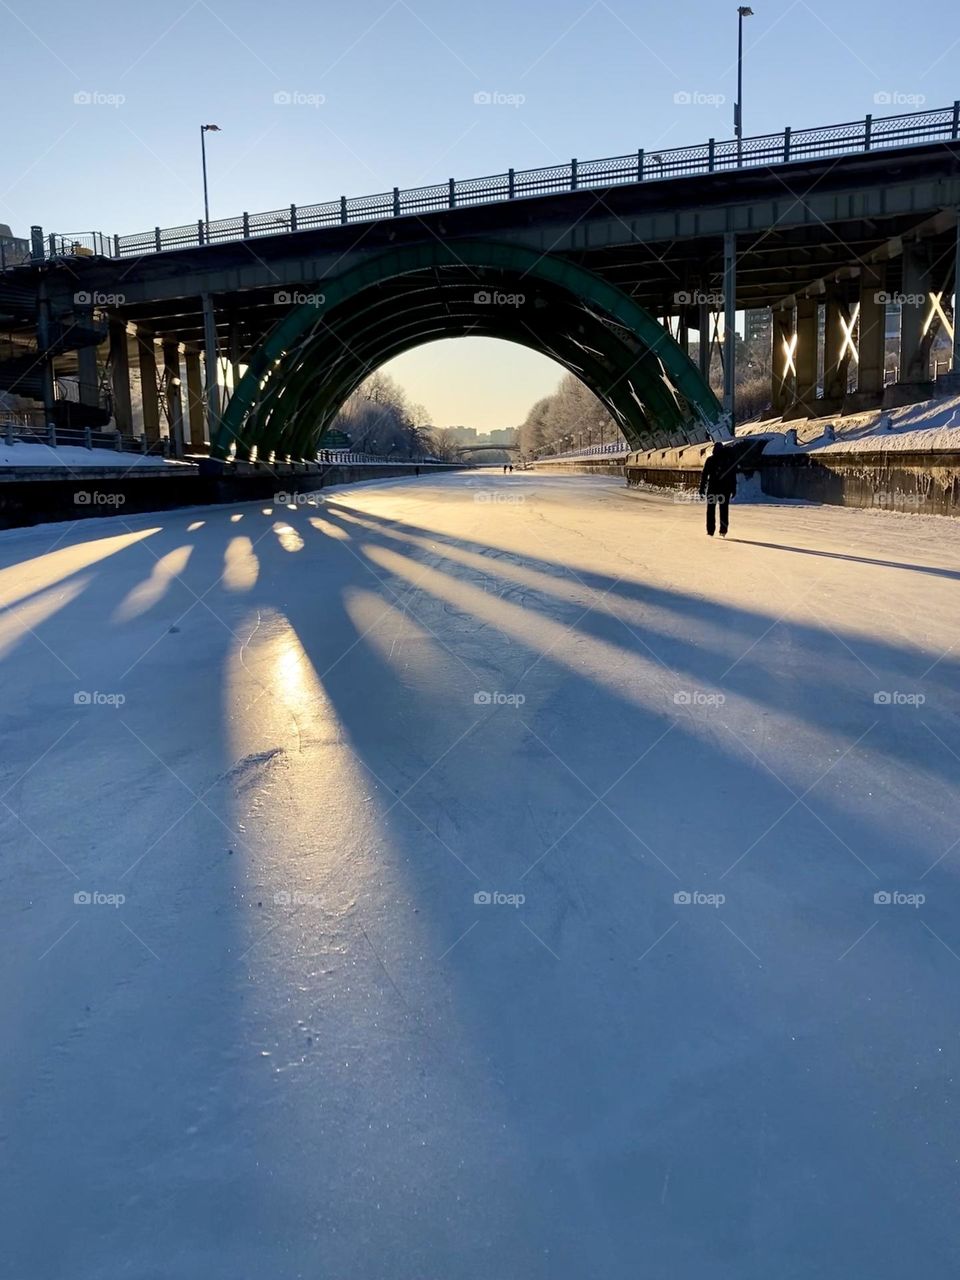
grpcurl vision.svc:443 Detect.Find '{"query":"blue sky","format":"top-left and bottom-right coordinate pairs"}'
top-left (2, 0), bottom-right (954, 427)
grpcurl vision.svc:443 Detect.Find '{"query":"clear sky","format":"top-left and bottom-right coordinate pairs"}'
top-left (2, 0), bottom-right (954, 427)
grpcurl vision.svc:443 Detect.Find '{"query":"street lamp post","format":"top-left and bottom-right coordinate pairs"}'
top-left (735, 7), bottom-right (753, 166)
top-left (200, 124), bottom-right (222, 234)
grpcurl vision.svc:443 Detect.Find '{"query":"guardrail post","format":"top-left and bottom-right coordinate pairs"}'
top-left (48, 233), bottom-right (57, 257)
top-left (155, 227), bottom-right (162, 251)
top-left (508, 168), bottom-right (515, 198)
top-left (571, 158), bottom-right (578, 190)
top-left (708, 138), bottom-right (716, 172)
top-left (290, 204), bottom-right (298, 231)
top-left (140, 433), bottom-right (147, 453)
top-left (83, 426), bottom-right (92, 450)
top-left (242, 212), bottom-right (250, 238)
top-left (637, 149), bottom-right (644, 181)
top-left (448, 178), bottom-right (456, 208)
top-left (47, 423), bottom-right (56, 447)
top-left (783, 127), bottom-right (791, 162)
top-left (5, 421), bottom-right (13, 447)
top-left (340, 196), bottom-right (348, 224)
top-left (393, 187), bottom-right (401, 216)
top-left (114, 430), bottom-right (122, 451)
top-left (953, 101), bottom-right (960, 139)
top-left (864, 114), bottom-right (872, 151)
top-left (113, 234), bottom-right (120, 257)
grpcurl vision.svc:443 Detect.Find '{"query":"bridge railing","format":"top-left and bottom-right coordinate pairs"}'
top-left (19, 101), bottom-right (960, 265)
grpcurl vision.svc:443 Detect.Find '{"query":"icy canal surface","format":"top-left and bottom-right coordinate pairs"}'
top-left (1, 473), bottom-right (959, 1279)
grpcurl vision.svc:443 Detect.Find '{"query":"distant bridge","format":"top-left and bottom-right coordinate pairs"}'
top-left (455, 442), bottom-right (520, 455)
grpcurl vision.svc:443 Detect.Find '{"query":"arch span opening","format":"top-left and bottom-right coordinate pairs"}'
top-left (213, 241), bottom-right (723, 461)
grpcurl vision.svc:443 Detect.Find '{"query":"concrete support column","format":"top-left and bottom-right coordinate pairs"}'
top-left (722, 232), bottom-right (737, 426)
top-left (790, 298), bottom-right (818, 418)
top-left (135, 328), bottom-right (161, 442)
top-left (954, 213), bottom-right (960, 376)
top-left (771, 306), bottom-right (793, 416)
top-left (201, 294), bottom-right (221, 452)
top-left (77, 342), bottom-right (99, 408)
top-left (900, 242), bottom-right (933, 384)
top-left (698, 300), bottom-right (711, 380)
top-left (36, 286), bottom-right (56, 424)
top-left (822, 292), bottom-right (851, 405)
top-left (108, 317), bottom-right (133, 433)
top-left (857, 266), bottom-right (886, 401)
top-left (162, 340), bottom-right (184, 459)
top-left (184, 350), bottom-right (206, 452)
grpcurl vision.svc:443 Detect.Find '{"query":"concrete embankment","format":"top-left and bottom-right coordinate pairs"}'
top-left (0, 462), bottom-right (466, 529)
top-left (530, 444), bottom-right (960, 517)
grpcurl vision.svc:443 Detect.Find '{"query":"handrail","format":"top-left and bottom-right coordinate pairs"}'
top-left (22, 101), bottom-right (960, 265)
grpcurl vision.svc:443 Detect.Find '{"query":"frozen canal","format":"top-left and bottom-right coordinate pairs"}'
top-left (1, 472), bottom-right (959, 1278)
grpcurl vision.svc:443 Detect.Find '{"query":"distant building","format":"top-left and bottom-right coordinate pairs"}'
top-left (488, 427), bottom-right (518, 446)
top-left (0, 224), bottom-right (30, 269)
top-left (445, 425), bottom-right (479, 444)
top-left (745, 309), bottom-right (772, 347)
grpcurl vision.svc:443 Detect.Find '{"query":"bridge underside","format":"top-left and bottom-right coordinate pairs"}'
top-left (214, 242), bottom-right (723, 461)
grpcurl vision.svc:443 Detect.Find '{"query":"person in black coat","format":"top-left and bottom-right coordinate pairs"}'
top-left (698, 442), bottom-right (738, 537)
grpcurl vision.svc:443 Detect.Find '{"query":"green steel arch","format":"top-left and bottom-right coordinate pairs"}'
top-left (213, 240), bottom-right (723, 460)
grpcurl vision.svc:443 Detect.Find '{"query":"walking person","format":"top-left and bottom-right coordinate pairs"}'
top-left (698, 442), bottom-right (737, 538)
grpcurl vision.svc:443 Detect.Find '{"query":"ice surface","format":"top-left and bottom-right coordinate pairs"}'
top-left (1, 473), bottom-right (958, 1279)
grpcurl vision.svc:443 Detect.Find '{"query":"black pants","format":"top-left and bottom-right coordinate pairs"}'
top-left (705, 495), bottom-right (729, 536)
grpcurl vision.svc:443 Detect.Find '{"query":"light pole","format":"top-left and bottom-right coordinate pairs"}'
top-left (735, 7), bottom-right (753, 166)
top-left (200, 124), bottom-right (221, 232)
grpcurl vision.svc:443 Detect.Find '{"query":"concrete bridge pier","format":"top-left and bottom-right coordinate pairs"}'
top-left (162, 341), bottom-right (185, 459)
top-left (897, 241), bottom-right (936, 393)
top-left (108, 317), bottom-right (134, 434)
top-left (135, 328), bottom-right (161, 444)
top-left (771, 306), bottom-right (794, 416)
top-left (820, 290), bottom-right (852, 413)
top-left (202, 294), bottom-right (221, 452)
top-left (184, 350), bottom-right (207, 453)
top-left (845, 266), bottom-right (887, 412)
top-left (785, 298), bottom-right (818, 419)
top-left (76, 339), bottom-right (99, 411)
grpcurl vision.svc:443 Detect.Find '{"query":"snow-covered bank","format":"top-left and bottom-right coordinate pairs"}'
top-left (2, 473), bottom-right (959, 1278)
top-left (0, 441), bottom-right (187, 469)
top-left (739, 390), bottom-right (960, 454)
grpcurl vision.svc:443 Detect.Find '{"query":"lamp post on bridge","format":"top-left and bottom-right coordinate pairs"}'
top-left (735, 7), bottom-right (754, 166)
top-left (200, 124), bottom-right (222, 234)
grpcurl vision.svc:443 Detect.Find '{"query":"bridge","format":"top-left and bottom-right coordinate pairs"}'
top-left (3, 103), bottom-right (960, 463)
